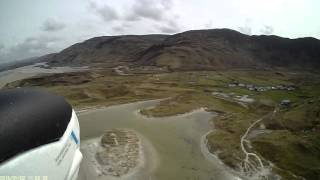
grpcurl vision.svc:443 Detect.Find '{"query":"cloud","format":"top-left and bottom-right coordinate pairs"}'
top-left (0, 44), bottom-right (4, 50)
top-left (89, 1), bottom-right (119, 22)
top-left (158, 26), bottom-right (177, 33)
top-left (160, 0), bottom-right (173, 9)
top-left (157, 20), bottom-right (180, 33)
top-left (2, 36), bottom-right (61, 61)
top-left (238, 26), bottom-right (252, 35)
top-left (41, 18), bottom-right (65, 32)
top-left (204, 21), bottom-right (214, 29)
top-left (260, 25), bottom-right (274, 35)
top-left (128, 0), bottom-right (182, 33)
top-left (125, 15), bottom-right (141, 21)
top-left (130, 0), bottom-right (164, 21)
top-left (126, 0), bottom-right (173, 21)
top-left (112, 26), bottom-right (125, 33)
top-left (88, 0), bottom-right (181, 35)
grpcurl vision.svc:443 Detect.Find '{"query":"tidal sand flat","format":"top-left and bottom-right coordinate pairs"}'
top-left (78, 129), bottom-right (155, 180)
top-left (77, 100), bottom-right (241, 180)
top-left (96, 129), bottom-right (140, 176)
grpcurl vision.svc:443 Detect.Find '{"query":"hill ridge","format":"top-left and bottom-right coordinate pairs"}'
top-left (46, 28), bottom-right (320, 70)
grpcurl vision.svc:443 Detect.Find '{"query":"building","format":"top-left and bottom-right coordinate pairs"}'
top-left (280, 99), bottom-right (291, 107)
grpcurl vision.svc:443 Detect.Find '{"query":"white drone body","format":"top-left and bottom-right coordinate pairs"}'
top-left (0, 88), bottom-right (83, 180)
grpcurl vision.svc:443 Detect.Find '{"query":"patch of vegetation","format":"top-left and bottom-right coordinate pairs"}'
top-left (206, 129), bottom-right (242, 169)
top-left (252, 130), bottom-right (320, 179)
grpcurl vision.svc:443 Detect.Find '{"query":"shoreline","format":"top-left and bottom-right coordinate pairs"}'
top-left (200, 131), bottom-right (244, 180)
top-left (135, 107), bottom-right (209, 120)
top-left (75, 99), bottom-right (164, 116)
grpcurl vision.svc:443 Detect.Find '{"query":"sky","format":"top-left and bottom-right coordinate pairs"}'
top-left (0, 0), bottom-right (320, 64)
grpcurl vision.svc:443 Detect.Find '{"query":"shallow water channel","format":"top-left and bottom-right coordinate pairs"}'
top-left (77, 100), bottom-right (240, 180)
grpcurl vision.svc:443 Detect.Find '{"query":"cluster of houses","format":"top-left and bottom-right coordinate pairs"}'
top-left (228, 82), bottom-right (296, 92)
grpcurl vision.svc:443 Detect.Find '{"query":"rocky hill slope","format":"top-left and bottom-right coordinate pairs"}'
top-left (47, 29), bottom-right (320, 70)
top-left (48, 35), bottom-right (168, 67)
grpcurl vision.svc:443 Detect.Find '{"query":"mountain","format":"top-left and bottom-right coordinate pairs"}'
top-left (48, 35), bottom-right (168, 67)
top-left (47, 29), bottom-right (320, 70)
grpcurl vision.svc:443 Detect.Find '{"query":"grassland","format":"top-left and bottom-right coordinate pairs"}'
top-left (4, 68), bottom-right (320, 179)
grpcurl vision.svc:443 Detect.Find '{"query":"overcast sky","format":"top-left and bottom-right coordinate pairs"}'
top-left (0, 0), bottom-right (319, 64)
